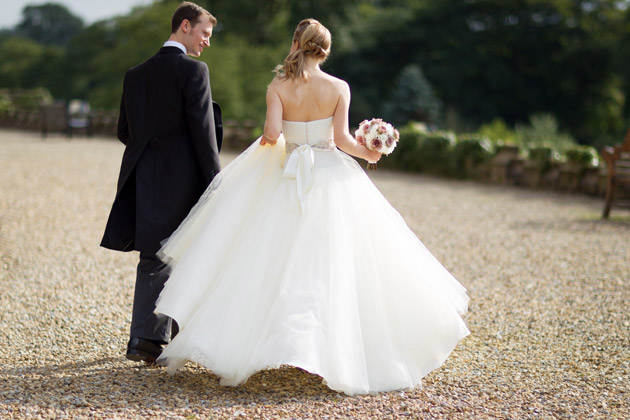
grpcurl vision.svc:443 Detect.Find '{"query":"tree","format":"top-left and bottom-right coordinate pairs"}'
top-left (16, 3), bottom-right (84, 46)
top-left (325, 2), bottom-right (416, 125)
top-left (331, 0), bottom-right (627, 143)
top-left (416, 0), bottom-right (627, 142)
top-left (284, 0), bottom-right (359, 28)
top-left (0, 36), bottom-right (44, 88)
top-left (203, 0), bottom-right (290, 44)
top-left (62, 0), bottom-right (288, 116)
top-left (382, 64), bottom-right (442, 126)
top-left (77, 1), bottom-right (175, 108)
top-left (2, 0), bottom-right (627, 142)
top-left (201, 0), bottom-right (358, 44)
top-left (616, 6), bottom-right (630, 126)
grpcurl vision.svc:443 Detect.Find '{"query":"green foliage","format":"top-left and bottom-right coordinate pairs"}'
top-left (527, 146), bottom-right (557, 173)
top-left (82, 2), bottom-right (177, 108)
top-left (417, 131), bottom-right (456, 175)
top-left (197, 0), bottom-right (290, 45)
top-left (13, 88), bottom-right (53, 110)
top-left (284, 0), bottom-right (359, 31)
top-left (328, 3), bottom-right (416, 126)
top-left (384, 116), bottom-right (605, 178)
top-left (478, 119), bottom-right (518, 145)
top-left (390, 123), bottom-right (425, 171)
top-left (451, 135), bottom-right (493, 177)
top-left (0, 0), bottom-right (628, 146)
top-left (63, 20), bottom-right (123, 105)
top-left (200, 35), bottom-right (286, 121)
top-left (577, 75), bottom-right (626, 140)
top-left (46, 0), bottom-right (286, 118)
top-left (0, 91), bottom-right (13, 114)
top-left (0, 88), bottom-right (53, 113)
top-left (198, 0), bottom-right (358, 46)
top-left (0, 36), bottom-right (44, 88)
top-left (16, 3), bottom-right (84, 46)
top-left (565, 145), bottom-right (600, 167)
top-left (618, 8), bottom-right (630, 123)
top-left (515, 114), bottom-right (576, 154)
top-left (390, 124), bottom-right (492, 178)
top-left (201, 37), bottom-right (246, 121)
top-left (332, 0), bottom-right (628, 145)
top-left (382, 64), bottom-right (442, 126)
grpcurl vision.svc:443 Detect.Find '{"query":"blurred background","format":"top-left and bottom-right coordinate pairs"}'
top-left (1, 0), bottom-right (630, 184)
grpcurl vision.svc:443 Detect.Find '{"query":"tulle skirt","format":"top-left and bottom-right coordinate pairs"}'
top-left (155, 136), bottom-right (469, 395)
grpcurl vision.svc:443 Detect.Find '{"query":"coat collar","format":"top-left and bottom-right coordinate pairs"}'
top-left (158, 46), bottom-right (186, 55)
top-left (162, 40), bottom-right (187, 54)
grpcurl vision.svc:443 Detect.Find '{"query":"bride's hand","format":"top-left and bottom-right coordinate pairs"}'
top-left (260, 134), bottom-right (277, 146)
top-left (366, 149), bottom-right (382, 163)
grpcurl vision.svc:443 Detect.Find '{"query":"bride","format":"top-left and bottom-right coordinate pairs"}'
top-left (154, 18), bottom-right (469, 396)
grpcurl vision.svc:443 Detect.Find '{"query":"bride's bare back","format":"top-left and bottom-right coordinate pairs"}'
top-left (262, 69), bottom-right (380, 163)
top-left (273, 72), bottom-right (341, 122)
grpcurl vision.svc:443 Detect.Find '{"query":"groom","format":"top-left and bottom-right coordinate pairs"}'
top-left (101, 2), bottom-right (222, 363)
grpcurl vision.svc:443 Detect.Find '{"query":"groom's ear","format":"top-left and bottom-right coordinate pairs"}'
top-left (180, 19), bottom-right (191, 34)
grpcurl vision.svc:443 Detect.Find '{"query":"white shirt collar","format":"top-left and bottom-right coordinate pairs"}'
top-left (163, 40), bottom-right (187, 55)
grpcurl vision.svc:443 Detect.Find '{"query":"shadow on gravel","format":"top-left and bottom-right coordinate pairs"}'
top-left (1, 356), bottom-right (340, 413)
top-left (512, 216), bottom-right (630, 232)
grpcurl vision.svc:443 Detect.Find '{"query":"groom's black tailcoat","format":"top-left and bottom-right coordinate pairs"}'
top-left (101, 46), bottom-right (222, 255)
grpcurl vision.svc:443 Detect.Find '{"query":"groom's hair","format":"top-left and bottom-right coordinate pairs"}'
top-left (171, 2), bottom-right (217, 33)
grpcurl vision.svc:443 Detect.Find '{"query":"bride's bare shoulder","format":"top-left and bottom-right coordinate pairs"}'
top-left (321, 72), bottom-right (345, 84)
top-left (267, 77), bottom-right (283, 90)
top-left (321, 73), bottom-right (349, 92)
top-left (324, 76), bottom-right (350, 99)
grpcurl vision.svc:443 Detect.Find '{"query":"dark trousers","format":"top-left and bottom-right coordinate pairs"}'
top-left (129, 252), bottom-right (176, 344)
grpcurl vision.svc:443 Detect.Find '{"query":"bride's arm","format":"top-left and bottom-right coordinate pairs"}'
top-left (333, 82), bottom-right (382, 162)
top-left (261, 83), bottom-right (283, 146)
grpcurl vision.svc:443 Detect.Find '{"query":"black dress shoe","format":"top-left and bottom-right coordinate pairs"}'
top-left (125, 337), bottom-right (163, 364)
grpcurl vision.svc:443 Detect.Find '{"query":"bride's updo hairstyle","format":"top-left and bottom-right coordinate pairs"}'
top-left (274, 19), bottom-right (331, 80)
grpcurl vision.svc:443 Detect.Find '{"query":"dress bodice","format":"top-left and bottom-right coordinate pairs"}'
top-left (282, 117), bottom-right (334, 151)
top-left (280, 117), bottom-right (335, 209)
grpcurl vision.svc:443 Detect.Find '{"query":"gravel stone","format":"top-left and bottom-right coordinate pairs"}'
top-left (1, 130), bottom-right (628, 419)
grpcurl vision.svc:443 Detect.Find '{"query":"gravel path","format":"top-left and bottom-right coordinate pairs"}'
top-left (1, 130), bottom-right (628, 419)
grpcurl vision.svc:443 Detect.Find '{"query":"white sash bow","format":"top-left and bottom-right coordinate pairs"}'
top-left (283, 144), bottom-right (315, 209)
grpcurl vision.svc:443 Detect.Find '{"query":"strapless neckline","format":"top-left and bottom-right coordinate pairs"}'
top-left (282, 116), bottom-right (333, 124)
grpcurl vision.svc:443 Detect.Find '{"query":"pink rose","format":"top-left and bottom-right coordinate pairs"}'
top-left (386, 137), bottom-right (394, 148)
top-left (362, 124), bottom-right (370, 133)
top-left (371, 138), bottom-right (382, 150)
top-left (394, 129), bottom-right (400, 140)
top-left (377, 124), bottom-right (388, 134)
top-left (357, 135), bottom-right (366, 146)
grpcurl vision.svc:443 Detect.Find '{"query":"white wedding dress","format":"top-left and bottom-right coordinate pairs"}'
top-left (155, 117), bottom-right (469, 395)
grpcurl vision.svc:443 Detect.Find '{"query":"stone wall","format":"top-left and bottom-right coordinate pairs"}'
top-left (0, 109), bottom-right (258, 150)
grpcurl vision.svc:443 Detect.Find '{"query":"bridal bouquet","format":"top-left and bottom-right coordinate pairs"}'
top-left (355, 118), bottom-right (400, 170)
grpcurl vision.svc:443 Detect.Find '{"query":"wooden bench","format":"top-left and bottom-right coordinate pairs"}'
top-left (601, 129), bottom-right (630, 218)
